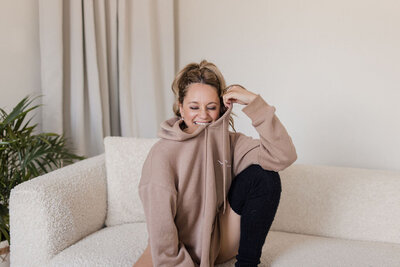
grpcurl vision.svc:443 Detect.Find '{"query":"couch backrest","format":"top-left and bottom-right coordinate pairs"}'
top-left (271, 164), bottom-right (400, 244)
top-left (104, 137), bottom-right (159, 226)
top-left (104, 137), bottom-right (400, 244)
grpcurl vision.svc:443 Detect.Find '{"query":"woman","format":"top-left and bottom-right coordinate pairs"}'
top-left (134, 60), bottom-right (297, 267)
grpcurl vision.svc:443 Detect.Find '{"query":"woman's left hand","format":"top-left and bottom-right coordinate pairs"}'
top-left (223, 84), bottom-right (258, 108)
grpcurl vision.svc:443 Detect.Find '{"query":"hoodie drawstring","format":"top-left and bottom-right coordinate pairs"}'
top-left (222, 118), bottom-right (227, 214)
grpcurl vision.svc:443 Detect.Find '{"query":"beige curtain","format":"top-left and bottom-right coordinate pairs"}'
top-left (38, 0), bottom-right (175, 157)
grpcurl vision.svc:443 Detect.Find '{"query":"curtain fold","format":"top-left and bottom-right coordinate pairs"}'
top-left (39, 0), bottom-right (175, 157)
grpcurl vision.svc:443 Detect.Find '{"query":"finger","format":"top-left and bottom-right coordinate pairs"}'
top-left (225, 85), bottom-right (238, 94)
top-left (223, 94), bottom-right (231, 107)
top-left (226, 86), bottom-right (236, 93)
top-left (227, 84), bottom-right (245, 92)
top-left (226, 85), bottom-right (234, 91)
top-left (223, 95), bottom-right (232, 107)
top-left (224, 98), bottom-right (231, 107)
top-left (224, 91), bottom-right (238, 102)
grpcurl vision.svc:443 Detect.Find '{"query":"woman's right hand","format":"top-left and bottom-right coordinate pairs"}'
top-left (223, 84), bottom-right (257, 108)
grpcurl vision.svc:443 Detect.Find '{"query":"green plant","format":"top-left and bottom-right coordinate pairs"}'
top-left (0, 96), bottom-right (84, 243)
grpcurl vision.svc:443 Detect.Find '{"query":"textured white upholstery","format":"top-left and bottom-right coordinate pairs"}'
top-left (10, 154), bottom-right (107, 267)
top-left (9, 137), bottom-right (400, 266)
top-left (104, 137), bottom-right (159, 226)
top-left (46, 223), bottom-right (149, 267)
top-left (272, 164), bottom-right (400, 244)
top-left (46, 226), bottom-right (400, 267)
top-left (259, 231), bottom-right (400, 267)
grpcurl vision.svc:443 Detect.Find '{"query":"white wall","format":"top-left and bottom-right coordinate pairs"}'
top-left (0, 0), bottom-right (41, 131)
top-left (178, 0), bottom-right (400, 171)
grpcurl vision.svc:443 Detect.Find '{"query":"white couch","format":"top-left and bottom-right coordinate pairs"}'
top-left (9, 137), bottom-right (400, 267)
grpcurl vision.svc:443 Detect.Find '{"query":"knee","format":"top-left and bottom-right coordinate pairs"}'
top-left (242, 165), bottom-right (282, 196)
top-left (228, 165), bottom-right (281, 215)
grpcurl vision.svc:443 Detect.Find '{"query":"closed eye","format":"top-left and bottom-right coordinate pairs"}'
top-left (189, 106), bottom-right (217, 110)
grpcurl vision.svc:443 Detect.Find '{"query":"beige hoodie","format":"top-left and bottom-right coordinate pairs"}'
top-left (138, 95), bottom-right (297, 267)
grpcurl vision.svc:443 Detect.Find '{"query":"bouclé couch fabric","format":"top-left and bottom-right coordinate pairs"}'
top-left (9, 137), bottom-right (400, 266)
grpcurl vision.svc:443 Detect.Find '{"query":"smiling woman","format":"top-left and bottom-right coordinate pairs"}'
top-left (134, 60), bottom-right (297, 267)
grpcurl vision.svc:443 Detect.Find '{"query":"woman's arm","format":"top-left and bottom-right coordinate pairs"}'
top-left (139, 183), bottom-right (196, 267)
top-left (139, 149), bottom-right (196, 267)
top-left (224, 85), bottom-right (297, 175)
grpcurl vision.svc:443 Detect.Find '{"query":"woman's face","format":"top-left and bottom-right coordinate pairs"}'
top-left (179, 83), bottom-right (221, 134)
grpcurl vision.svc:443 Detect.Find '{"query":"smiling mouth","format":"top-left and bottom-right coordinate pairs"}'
top-left (194, 122), bottom-right (211, 125)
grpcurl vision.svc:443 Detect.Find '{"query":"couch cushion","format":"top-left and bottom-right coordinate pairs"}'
top-left (47, 223), bottom-right (149, 267)
top-left (272, 164), bottom-right (400, 244)
top-left (104, 137), bottom-right (159, 226)
top-left (258, 231), bottom-right (400, 267)
top-left (47, 225), bottom-right (400, 267)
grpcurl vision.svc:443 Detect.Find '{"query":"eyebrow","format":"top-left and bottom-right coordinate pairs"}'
top-left (188, 101), bottom-right (218, 105)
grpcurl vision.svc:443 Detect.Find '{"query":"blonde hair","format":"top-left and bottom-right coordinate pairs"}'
top-left (171, 60), bottom-right (235, 130)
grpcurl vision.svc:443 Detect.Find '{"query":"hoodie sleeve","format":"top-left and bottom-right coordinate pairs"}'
top-left (231, 94), bottom-right (297, 176)
top-left (139, 149), bottom-right (196, 267)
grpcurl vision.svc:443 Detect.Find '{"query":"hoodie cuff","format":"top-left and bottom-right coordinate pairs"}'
top-left (242, 94), bottom-right (276, 122)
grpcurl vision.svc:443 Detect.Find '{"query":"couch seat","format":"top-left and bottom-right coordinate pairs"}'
top-left (47, 223), bottom-right (400, 267)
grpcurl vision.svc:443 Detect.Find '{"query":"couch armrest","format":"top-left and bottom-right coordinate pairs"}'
top-left (9, 154), bottom-right (107, 267)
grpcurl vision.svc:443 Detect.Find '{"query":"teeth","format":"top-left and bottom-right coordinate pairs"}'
top-left (195, 122), bottom-right (211, 125)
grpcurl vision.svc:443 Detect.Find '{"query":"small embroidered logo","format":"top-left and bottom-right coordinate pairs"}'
top-left (218, 160), bottom-right (231, 168)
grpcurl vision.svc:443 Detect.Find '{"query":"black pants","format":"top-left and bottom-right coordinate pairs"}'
top-left (228, 164), bottom-right (282, 267)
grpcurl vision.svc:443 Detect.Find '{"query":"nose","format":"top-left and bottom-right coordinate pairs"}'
top-left (199, 107), bottom-right (210, 119)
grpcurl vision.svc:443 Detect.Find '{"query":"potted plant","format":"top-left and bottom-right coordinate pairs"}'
top-left (0, 96), bottom-right (84, 266)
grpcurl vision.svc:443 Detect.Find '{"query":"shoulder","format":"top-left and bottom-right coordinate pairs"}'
top-left (140, 139), bottom-right (177, 189)
top-left (229, 131), bottom-right (258, 145)
top-left (229, 131), bottom-right (259, 151)
top-left (147, 139), bottom-right (180, 161)
top-left (144, 139), bottom-right (174, 169)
